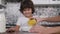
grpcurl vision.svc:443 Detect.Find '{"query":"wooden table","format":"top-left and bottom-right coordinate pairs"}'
top-left (0, 31), bottom-right (60, 34)
top-left (0, 31), bottom-right (38, 34)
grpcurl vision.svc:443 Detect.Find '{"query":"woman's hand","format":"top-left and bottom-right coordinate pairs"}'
top-left (30, 25), bottom-right (60, 34)
top-left (29, 25), bottom-right (46, 34)
top-left (34, 17), bottom-right (46, 23)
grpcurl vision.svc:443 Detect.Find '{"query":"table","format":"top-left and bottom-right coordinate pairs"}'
top-left (0, 31), bottom-right (60, 34)
top-left (0, 31), bottom-right (38, 34)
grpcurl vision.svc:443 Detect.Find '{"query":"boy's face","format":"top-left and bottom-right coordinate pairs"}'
top-left (23, 8), bottom-right (32, 17)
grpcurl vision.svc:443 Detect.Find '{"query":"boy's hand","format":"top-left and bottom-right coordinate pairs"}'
top-left (7, 27), bottom-right (16, 33)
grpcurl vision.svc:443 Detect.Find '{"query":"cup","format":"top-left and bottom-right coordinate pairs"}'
top-left (28, 18), bottom-right (37, 26)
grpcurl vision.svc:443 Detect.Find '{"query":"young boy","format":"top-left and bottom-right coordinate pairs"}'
top-left (7, 0), bottom-right (36, 32)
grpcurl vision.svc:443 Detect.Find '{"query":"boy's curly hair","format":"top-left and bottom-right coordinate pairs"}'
top-left (20, 0), bottom-right (35, 14)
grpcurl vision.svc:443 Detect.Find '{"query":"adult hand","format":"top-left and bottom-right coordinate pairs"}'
top-left (29, 25), bottom-right (46, 34)
top-left (34, 17), bottom-right (46, 23)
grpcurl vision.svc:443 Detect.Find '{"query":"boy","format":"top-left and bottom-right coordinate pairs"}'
top-left (7, 0), bottom-right (36, 32)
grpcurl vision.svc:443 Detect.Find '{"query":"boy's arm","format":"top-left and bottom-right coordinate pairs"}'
top-left (7, 25), bottom-right (20, 32)
top-left (15, 25), bottom-right (20, 31)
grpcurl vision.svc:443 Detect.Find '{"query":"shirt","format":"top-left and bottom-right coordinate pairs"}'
top-left (16, 16), bottom-right (37, 31)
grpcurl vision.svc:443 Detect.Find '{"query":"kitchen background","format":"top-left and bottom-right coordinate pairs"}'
top-left (0, 0), bottom-right (60, 27)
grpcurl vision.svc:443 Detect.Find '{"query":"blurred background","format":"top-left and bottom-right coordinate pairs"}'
top-left (0, 0), bottom-right (60, 28)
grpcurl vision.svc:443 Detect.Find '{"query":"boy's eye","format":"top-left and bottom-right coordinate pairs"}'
top-left (23, 9), bottom-right (27, 11)
top-left (23, 8), bottom-right (31, 11)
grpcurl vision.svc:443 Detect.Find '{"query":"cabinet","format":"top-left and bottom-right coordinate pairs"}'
top-left (32, 0), bottom-right (60, 5)
top-left (32, 0), bottom-right (50, 5)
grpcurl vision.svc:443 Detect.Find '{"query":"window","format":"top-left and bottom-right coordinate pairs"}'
top-left (5, 0), bottom-right (22, 2)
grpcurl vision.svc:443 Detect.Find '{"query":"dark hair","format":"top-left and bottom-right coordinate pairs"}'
top-left (20, 0), bottom-right (35, 14)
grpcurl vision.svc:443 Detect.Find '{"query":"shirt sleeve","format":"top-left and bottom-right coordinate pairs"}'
top-left (16, 17), bottom-right (22, 26)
